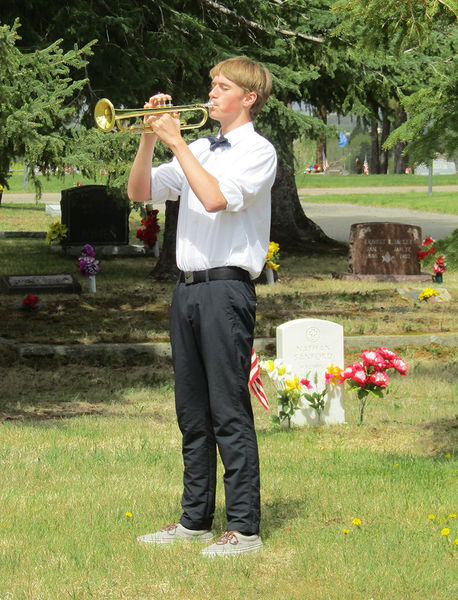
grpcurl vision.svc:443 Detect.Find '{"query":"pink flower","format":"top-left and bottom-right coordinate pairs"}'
top-left (390, 357), bottom-right (408, 376)
top-left (300, 378), bottom-right (313, 390)
top-left (377, 347), bottom-right (398, 361)
top-left (369, 371), bottom-right (389, 388)
top-left (351, 369), bottom-right (368, 387)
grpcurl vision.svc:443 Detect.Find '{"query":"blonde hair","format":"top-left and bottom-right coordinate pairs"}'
top-left (209, 57), bottom-right (272, 120)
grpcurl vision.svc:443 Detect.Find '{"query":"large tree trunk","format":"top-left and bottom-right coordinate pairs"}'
top-left (393, 107), bottom-right (409, 174)
top-left (379, 108), bottom-right (390, 174)
top-left (370, 119), bottom-right (380, 175)
top-left (150, 199), bottom-right (180, 281)
top-left (315, 104), bottom-right (327, 170)
top-left (270, 162), bottom-right (344, 252)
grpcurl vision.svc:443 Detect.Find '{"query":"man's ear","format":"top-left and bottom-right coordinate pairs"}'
top-left (243, 91), bottom-right (257, 108)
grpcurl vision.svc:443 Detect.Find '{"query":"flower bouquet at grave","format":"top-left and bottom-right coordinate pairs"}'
top-left (21, 294), bottom-right (43, 311)
top-left (432, 255), bottom-right (447, 282)
top-left (264, 241), bottom-right (280, 285)
top-left (136, 207), bottom-right (160, 249)
top-left (340, 348), bottom-right (408, 425)
top-left (260, 359), bottom-right (342, 427)
top-left (418, 236), bottom-right (436, 261)
top-left (265, 241), bottom-right (280, 271)
top-left (78, 244), bottom-right (100, 276)
top-left (46, 222), bottom-right (68, 245)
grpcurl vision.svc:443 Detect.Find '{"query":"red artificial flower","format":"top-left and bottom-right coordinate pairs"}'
top-left (368, 371), bottom-right (389, 388)
top-left (136, 208), bottom-right (160, 249)
top-left (377, 347), bottom-right (398, 361)
top-left (351, 368), bottom-right (368, 387)
top-left (423, 237), bottom-right (434, 246)
top-left (360, 350), bottom-right (387, 371)
top-left (22, 294), bottom-right (40, 309)
top-left (390, 357), bottom-right (408, 376)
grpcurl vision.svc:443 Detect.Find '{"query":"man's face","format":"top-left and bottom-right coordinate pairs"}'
top-left (208, 73), bottom-right (252, 122)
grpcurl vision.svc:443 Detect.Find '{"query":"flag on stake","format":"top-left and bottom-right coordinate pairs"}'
top-left (322, 151), bottom-right (329, 172)
top-left (249, 349), bottom-right (269, 410)
top-left (363, 156), bottom-right (369, 175)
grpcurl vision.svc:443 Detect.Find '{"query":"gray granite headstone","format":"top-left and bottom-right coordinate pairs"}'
top-left (1, 273), bottom-right (82, 294)
top-left (61, 185), bottom-right (130, 246)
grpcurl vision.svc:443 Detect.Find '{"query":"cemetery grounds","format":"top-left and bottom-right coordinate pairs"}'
top-left (0, 181), bottom-right (456, 600)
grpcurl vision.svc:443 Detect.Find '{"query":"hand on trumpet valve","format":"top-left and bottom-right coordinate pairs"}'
top-left (143, 93), bottom-right (181, 145)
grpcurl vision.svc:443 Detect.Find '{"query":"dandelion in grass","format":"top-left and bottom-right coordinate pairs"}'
top-left (444, 453), bottom-right (451, 459)
top-left (343, 529), bottom-right (349, 535)
top-left (428, 514), bottom-right (435, 520)
top-left (449, 514), bottom-right (456, 519)
top-left (455, 539), bottom-right (458, 546)
top-left (352, 518), bottom-right (362, 527)
top-left (125, 512), bottom-right (133, 518)
top-left (441, 528), bottom-right (450, 536)
top-left (394, 463), bottom-right (399, 468)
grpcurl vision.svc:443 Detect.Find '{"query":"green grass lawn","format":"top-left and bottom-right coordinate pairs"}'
top-left (295, 173), bottom-right (458, 188)
top-left (299, 191), bottom-right (458, 214)
top-left (0, 344), bottom-right (456, 600)
top-left (3, 170), bottom-right (457, 195)
top-left (0, 193), bottom-right (457, 600)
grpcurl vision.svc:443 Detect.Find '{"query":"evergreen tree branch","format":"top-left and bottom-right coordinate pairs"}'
top-left (198, 0), bottom-right (325, 43)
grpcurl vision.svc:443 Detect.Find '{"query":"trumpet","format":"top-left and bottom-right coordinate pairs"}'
top-left (94, 98), bottom-right (213, 134)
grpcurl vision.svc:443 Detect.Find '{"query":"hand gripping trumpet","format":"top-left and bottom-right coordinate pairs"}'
top-left (94, 98), bottom-right (213, 134)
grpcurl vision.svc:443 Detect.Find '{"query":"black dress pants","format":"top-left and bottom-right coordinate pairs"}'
top-left (170, 277), bottom-right (260, 534)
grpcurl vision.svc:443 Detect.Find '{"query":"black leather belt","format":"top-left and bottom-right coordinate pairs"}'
top-left (178, 266), bottom-right (251, 285)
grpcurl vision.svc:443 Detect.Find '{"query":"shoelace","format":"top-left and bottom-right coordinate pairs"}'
top-left (215, 531), bottom-right (239, 545)
top-left (161, 523), bottom-right (179, 533)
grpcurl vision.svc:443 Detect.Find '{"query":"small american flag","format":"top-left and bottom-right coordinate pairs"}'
top-left (363, 156), bottom-right (369, 175)
top-left (249, 349), bottom-right (269, 410)
top-left (322, 151), bottom-right (329, 172)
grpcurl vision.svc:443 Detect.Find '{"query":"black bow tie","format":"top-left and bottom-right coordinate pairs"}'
top-left (208, 135), bottom-right (231, 151)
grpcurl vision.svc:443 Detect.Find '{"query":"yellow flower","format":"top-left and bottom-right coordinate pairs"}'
top-left (428, 514), bottom-right (435, 520)
top-left (343, 529), bottom-right (349, 535)
top-left (393, 463), bottom-right (399, 468)
top-left (352, 518), bottom-right (362, 526)
top-left (267, 261), bottom-right (280, 271)
top-left (449, 514), bottom-right (456, 519)
top-left (326, 364), bottom-right (343, 385)
top-left (264, 360), bottom-right (275, 373)
top-left (125, 512), bottom-right (133, 518)
top-left (441, 528), bottom-right (450, 536)
top-left (444, 453), bottom-right (451, 459)
top-left (455, 539), bottom-right (458, 546)
top-left (418, 287), bottom-right (439, 301)
top-left (284, 374), bottom-right (301, 393)
top-left (265, 241), bottom-right (280, 269)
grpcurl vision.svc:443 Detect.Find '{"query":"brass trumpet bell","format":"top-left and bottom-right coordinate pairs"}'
top-left (94, 98), bottom-right (213, 134)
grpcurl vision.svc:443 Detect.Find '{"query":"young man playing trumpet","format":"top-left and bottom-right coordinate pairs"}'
top-left (128, 56), bottom-right (277, 556)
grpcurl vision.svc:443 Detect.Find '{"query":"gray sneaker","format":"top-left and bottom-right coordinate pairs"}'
top-left (137, 523), bottom-right (214, 545)
top-left (201, 531), bottom-right (263, 557)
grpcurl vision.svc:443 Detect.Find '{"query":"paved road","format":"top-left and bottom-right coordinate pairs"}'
top-left (301, 201), bottom-right (458, 243)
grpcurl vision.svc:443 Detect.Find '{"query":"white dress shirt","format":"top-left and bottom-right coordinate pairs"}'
top-left (150, 121), bottom-right (277, 278)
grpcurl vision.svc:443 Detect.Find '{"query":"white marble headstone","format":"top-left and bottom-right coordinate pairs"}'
top-left (276, 318), bottom-right (345, 425)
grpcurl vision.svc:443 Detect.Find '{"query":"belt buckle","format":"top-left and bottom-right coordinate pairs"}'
top-left (184, 271), bottom-right (194, 284)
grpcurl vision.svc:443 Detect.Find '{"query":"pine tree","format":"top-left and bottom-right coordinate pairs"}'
top-left (0, 19), bottom-right (95, 195)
